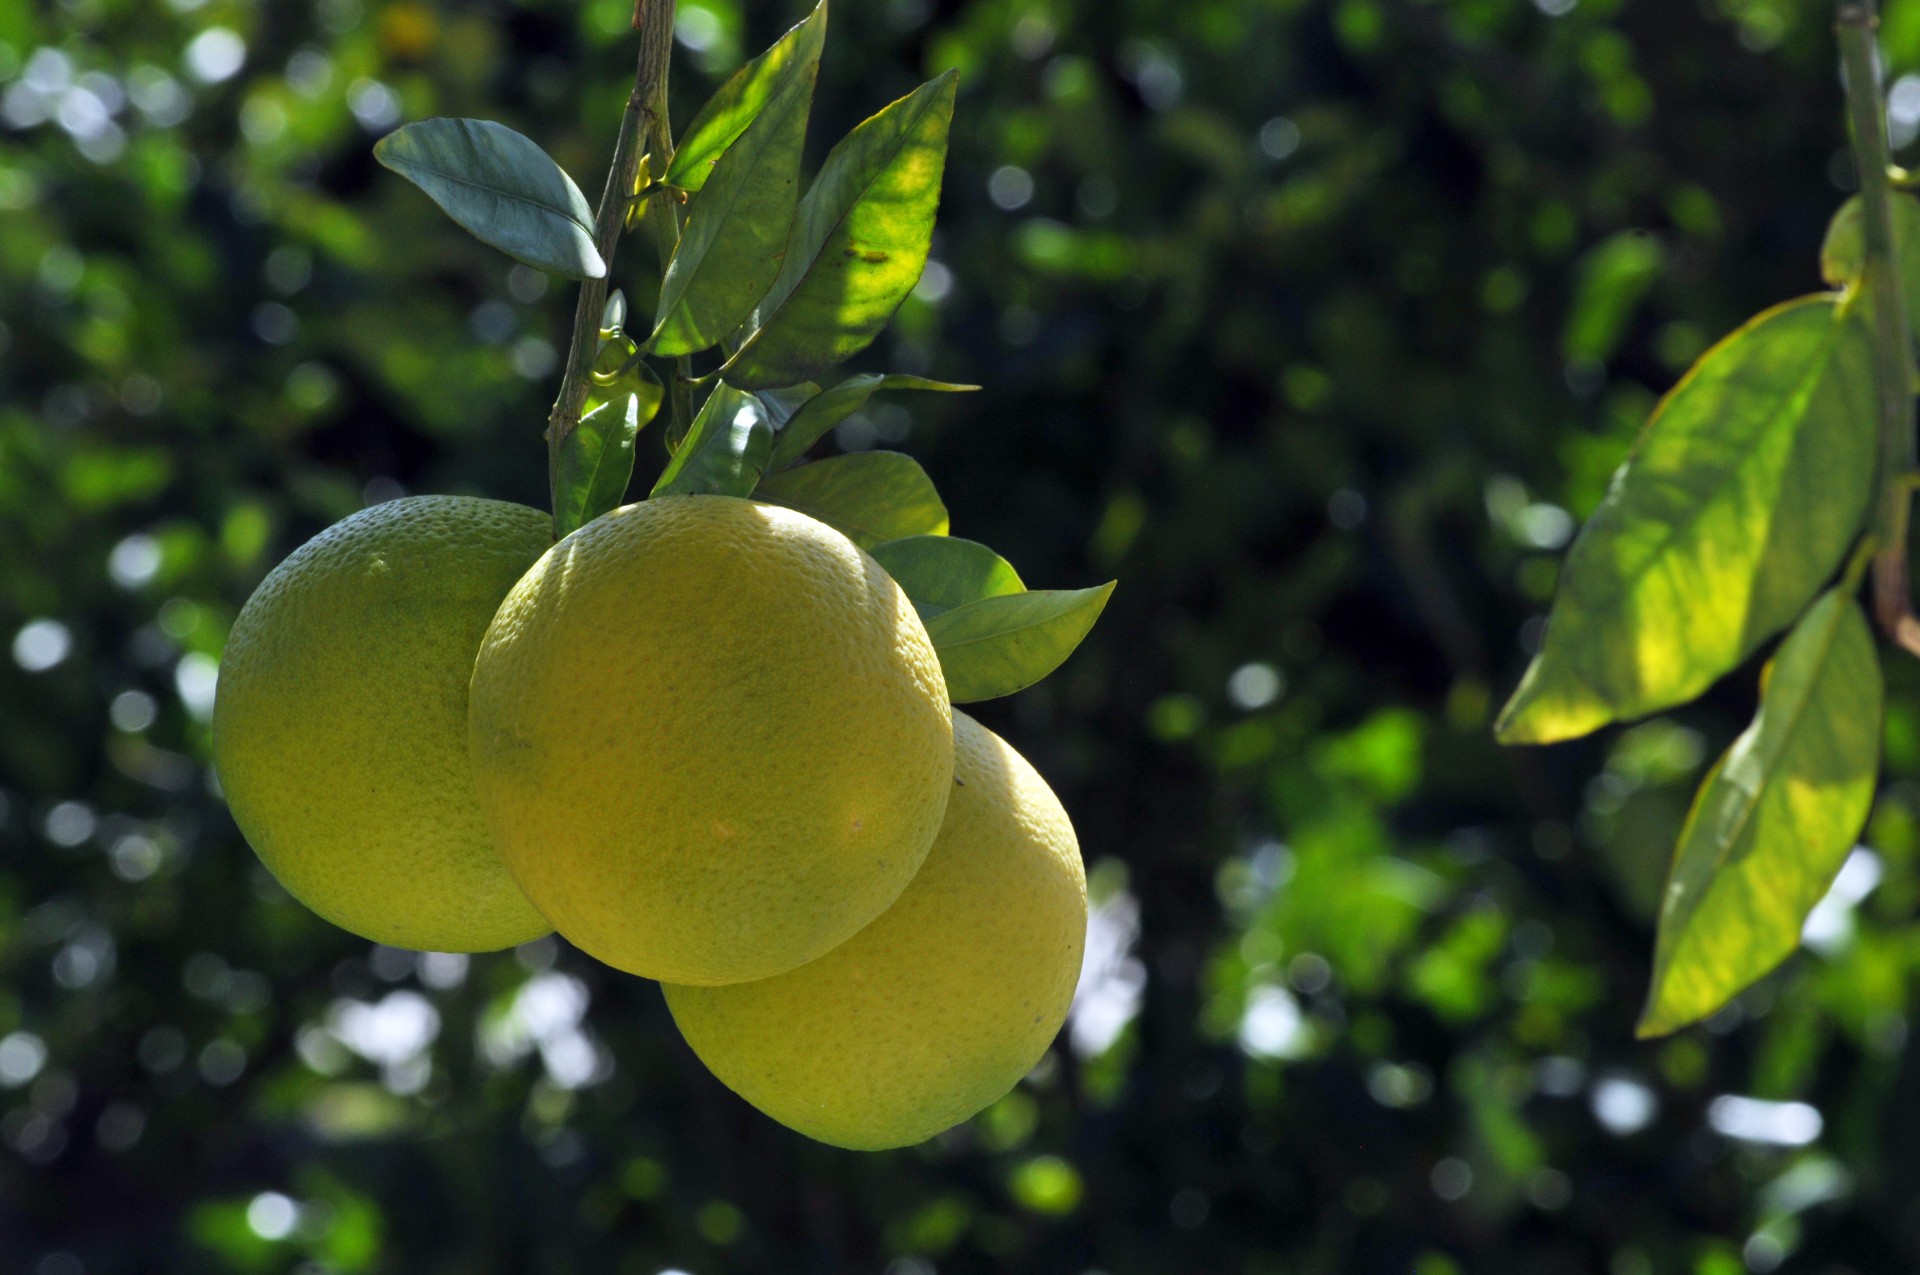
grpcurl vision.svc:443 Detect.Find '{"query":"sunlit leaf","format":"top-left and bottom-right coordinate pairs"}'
top-left (666, 2), bottom-right (827, 195)
top-left (375, 118), bottom-right (604, 279)
top-left (752, 451), bottom-right (946, 547)
top-left (651, 383), bottom-right (771, 498)
top-left (924, 582), bottom-right (1115, 702)
top-left (1638, 590), bottom-right (1881, 1038)
top-left (870, 535), bottom-right (1023, 619)
top-left (722, 72), bottom-right (958, 390)
top-left (649, 15), bottom-right (820, 354)
top-left (1496, 297), bottom-right (1875, 745)
top-left (768, 373), bottom-right (978, 470)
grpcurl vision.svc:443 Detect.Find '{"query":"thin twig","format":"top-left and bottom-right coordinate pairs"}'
top-left (624, 13), bottom-right (699, 441)
top-left (1838, 0), bottom-right (1920, 656)
top-left (544, 0), bottom-right (678, 527)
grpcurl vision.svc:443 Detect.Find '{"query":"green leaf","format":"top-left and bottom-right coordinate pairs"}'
top-left (555, 335), bottom-right (663, 536)
top-left (1561, 230), bottom-right (1664, 365)
top-left (752, 451), bottom-right (947, 548)
top-left (722, 72), bottom-right (958, 390)
top-left (648, 20), bottom-right (820, 355)
top-left (756, 383), bottom-right (820, 433)
top-left (666, 2), bottom-right (828, 195)
top-left (582, 333), bottom-right (662, 415)
top-left (768, 373), bottom-right (978, 470)
top-left (924, 583), bottom-right (1115, 703)
top-left (1821, 192), bottom-right (1920, 338)
top-left (374, 118), bottom-right (604, 279)
top-left (1638, 590), bottom-right (1881, 1038)
top-left (870, 535), bottom-right (1023, 619)
top-left (601, 288), bottom-right (627, 331)
top-left (1496, 297), bottom-right (1875, 745)
top-left (555, 390), bottom-right (652, 538)
top-left (651, 384), bottom-right (771, 498)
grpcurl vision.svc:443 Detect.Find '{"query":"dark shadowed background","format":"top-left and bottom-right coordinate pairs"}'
top-left (6, 0), bottom-right (1920, 1271)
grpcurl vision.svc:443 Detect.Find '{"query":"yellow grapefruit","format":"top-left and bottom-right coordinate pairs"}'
top-left (467, 495), bottom-right (953, 985)
top-left (664, 711), bottom-right (1086, 1149)
top-left (213, 496), bottom-right (553, 952)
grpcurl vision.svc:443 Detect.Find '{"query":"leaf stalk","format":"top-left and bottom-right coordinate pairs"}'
top-left (1838, 0), bottom-right (1920, 655)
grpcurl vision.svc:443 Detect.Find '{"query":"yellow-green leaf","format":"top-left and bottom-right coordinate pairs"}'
top-left (648, 16), bottom-right (820, 355)
top-left (752, 451), bottom-right (946, 548)
top-left (1638, 590), bottom-right (1881, 1037)
top-left (1496, 297), bottom-right (1875, 745)
top-left (870, 535), bottom-right (1022, 619)
top-left (924, 584), bottom-right (1115, 703)
top-left (721, 72), bottom-right (957, 391)
top-left (666, 2), bottom-right (827, 196)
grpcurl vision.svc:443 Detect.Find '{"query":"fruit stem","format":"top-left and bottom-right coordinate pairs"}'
top-left (544, 0), bottom-right (678, 535)
top-left (1839, 0), bottom-right (1920, 655)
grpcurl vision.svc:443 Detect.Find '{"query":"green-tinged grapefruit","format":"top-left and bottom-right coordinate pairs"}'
top-left (213, 495), bottom-right (553, 952)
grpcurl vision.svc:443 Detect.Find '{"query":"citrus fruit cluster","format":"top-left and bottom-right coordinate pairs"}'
top-left (213, 493), bottom-right (1087, 1150)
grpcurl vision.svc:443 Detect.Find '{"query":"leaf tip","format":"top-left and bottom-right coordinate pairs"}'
top-left (1490, 707), bottom-right (1531, 747)
top-left (1634, 990), bottom-right (1688, 1040)
top-left (1491, 688), bottom-right (1540, 746)
top-left (1491, 661), bottom-right (1610, 746)
top-left (1632, 1014), bottom-right (1675, 1041)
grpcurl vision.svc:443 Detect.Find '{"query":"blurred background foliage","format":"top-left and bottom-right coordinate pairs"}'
top-left (13, 0), bottom-right (1920, 1271)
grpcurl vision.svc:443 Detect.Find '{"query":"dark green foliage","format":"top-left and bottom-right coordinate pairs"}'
top-left (555, 343), bottom-right (662, 537)
top-left (555, 390), bottom-right (647, 536)
top-left (9, 1), bottom-right (1920, 1273)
